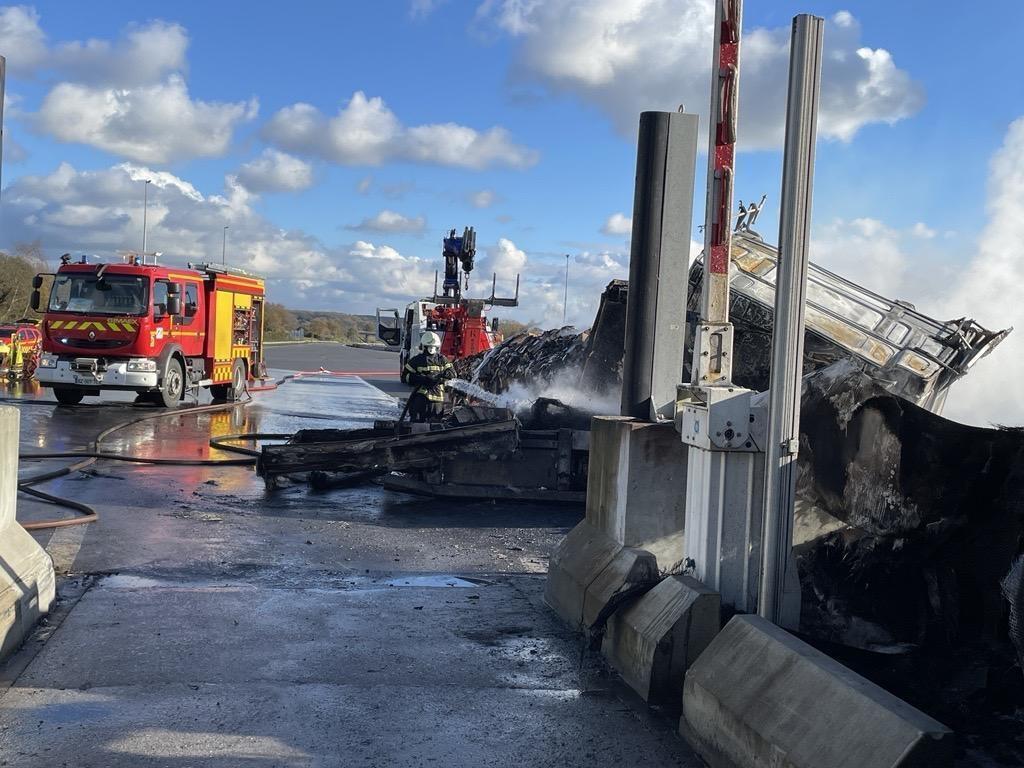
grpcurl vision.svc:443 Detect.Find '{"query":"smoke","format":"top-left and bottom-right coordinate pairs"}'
top-left (940, 117), bottom-right (1024, 427)
top-left (502, 365), bottom-right (622, 417)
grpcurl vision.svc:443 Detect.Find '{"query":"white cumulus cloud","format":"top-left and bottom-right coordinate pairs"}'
top-left (601, 212), bottom-right (632, 236)
top-left (34, 76), bottom-right (258, 164)
top-left (347, 209), bottom-right (427, 234)
top-left (470, 189), bottom-right (497, 208)
top-left (264, 91), bottom-right (538, 170)
top-left (236, 149), bottom-right (314, 193)
top-left (5, 9), bottom-right (256, 163)
top-left (0, 5), bottom-right (47, 73)
top-left (48, 20), bottom-right (188, 87)
top-left (482, 1), bottom-right (923, 149)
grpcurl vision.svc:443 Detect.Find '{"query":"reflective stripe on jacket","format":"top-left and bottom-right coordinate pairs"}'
top-left (404, 352), bottom-right (456, 402)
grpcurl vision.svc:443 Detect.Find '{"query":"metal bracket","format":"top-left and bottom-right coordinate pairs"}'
top-left (676, 384), bottom-right (760, 451)
top-left (692, 323), bottom-right (734, 385)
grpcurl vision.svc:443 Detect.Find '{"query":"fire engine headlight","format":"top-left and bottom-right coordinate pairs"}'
top-left (127, 359), bottom-right (157, 372)
top-left (39, 354), bottom-right (58, 368)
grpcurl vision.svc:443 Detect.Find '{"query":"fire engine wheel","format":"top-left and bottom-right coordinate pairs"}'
top-left (157, 358), bottom-right (185, 409)
top-left (229, 360), bottom-right (247, 401)
top-left (54, 388), bottom-right (84, 406)
top-left (210, 360), bottom-right (246, 402)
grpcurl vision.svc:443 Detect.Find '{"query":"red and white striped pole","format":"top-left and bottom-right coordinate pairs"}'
top-left (695, 0), bottom-right (742, 386)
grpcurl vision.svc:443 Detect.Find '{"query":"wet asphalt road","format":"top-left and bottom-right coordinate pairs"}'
top-left (0, 342), bottom-right (700, 767)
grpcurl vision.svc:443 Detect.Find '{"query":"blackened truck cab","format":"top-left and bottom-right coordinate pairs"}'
top-left (32, 256), bottom-right (266, 407)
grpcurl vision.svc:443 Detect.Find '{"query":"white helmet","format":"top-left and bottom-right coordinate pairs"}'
top-left (420, 331), bottom-right (441, 351)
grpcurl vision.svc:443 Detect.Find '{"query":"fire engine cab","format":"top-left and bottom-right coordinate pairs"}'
top-left (32, 255), bottom-right (266, 407)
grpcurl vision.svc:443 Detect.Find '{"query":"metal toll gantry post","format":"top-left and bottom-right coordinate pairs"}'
top-left (677, 0), bottom-right (766, 616)
top-left (681, 15), bottom-right (955, 768)
top-left (758, 13), bottom-right (824, 628)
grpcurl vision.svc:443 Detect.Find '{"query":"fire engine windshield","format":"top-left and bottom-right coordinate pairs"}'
top-left (48, 274), bottom-right (149, 316)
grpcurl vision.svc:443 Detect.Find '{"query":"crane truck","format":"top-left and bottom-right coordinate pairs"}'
top-left (376, 227), bottom-right (519, 382)
top-left (31, 254), bottom-right (266, 407)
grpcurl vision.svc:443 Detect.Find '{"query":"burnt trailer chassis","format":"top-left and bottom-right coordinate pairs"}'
top-left (256, 402), bottom-right (591, 503)
top-left (256, 418), bottom-right (519, 489)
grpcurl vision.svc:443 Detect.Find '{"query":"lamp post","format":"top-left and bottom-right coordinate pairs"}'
top-left (141, 179), bottom-right (152, 255)
top-left (222, 225), bottom-right (229, 265)
top-left (1, 56), bottom-right (6, 203)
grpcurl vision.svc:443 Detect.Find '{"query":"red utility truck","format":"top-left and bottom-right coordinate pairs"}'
top-left (376, 227), bottom-right (518, 379)
top-left (32, 256), bottom-right (266, 406)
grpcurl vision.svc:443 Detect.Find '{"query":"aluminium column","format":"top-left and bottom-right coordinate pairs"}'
top-left (758, 14), bottom-right (824, 625)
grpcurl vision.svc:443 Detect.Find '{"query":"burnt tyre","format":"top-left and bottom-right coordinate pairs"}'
top-left (53, 388), bottom-right (84, 405)
top-left (157, 358), bottom-right (184, 408)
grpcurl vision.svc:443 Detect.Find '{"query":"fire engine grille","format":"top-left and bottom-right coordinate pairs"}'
top-left (60, 338), bottom-right (126, 350)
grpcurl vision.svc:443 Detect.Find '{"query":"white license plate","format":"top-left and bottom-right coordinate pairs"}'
top-left (74, 374), bottom-right (102, 385)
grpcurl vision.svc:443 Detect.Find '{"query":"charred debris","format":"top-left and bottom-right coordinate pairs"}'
top-left (254, 227), bottom-right (1021, 740)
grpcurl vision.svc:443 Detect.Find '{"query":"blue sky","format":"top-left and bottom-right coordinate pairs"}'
top-left (3, 1), bottom-right (1024, 422)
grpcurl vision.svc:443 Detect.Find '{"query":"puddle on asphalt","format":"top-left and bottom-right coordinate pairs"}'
top-left (384, 575), bottom-right (490, 588)
top-left (98, 571), bottom-right (494, 593)
top-left (102, 574), bottom-right (169, 589)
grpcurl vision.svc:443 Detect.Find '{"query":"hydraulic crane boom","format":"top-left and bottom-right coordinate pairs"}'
top-left (441, 227), bottom-right (476, 301)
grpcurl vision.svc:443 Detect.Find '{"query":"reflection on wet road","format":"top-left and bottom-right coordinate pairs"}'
top-left (4, 354), bottom-right (580, 577)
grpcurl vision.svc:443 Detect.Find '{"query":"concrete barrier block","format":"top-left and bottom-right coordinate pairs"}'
top-left (582, 546), bottom-right (658, 630)
top-left (0, 406), bottom-right (55, 661)
top-left (603, 575), bottom-right (719, 704)
top-left (544, 521), bottom-right (621, 629)
top-left (586, 416), bottom-right (687, 570)
top-left (681, 615), bottom-right (954, 768)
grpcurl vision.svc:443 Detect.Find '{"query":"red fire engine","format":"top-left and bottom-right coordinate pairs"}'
top-left (32, 255), bottom-right (266, 407)
top-left (376, 227), bottom-right (519, 379)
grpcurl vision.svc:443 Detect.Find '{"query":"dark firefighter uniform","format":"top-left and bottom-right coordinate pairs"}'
top-left (404, 351), bottom-right (456, 422)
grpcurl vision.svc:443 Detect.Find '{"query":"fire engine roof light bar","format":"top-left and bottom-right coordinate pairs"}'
top-left (187, 262), bottom-right (262, 279)
top-left (759, 13), bottom-right (824, 627)
top-left (694, 0), bottom-right (742, 387)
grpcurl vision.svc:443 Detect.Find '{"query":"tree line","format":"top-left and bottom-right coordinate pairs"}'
top-left (263, 304), bottom-right (379, 343)
top-left (0, 242), bottom-right (49, 324)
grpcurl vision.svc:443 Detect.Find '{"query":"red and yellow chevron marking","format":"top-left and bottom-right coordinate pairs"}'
top-left (49, 319), bottom-right (139, 332)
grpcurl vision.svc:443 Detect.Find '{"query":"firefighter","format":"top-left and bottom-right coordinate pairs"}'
top-left (404, 331), bottom-right (455, 423)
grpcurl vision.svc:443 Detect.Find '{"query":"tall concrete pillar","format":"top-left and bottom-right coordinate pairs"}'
top-left (621, 110), bottom-right (698, 421)
top-left (0, 406), bottom-right (55, 660)
top-left (545, 109), bottom-right (712, 706)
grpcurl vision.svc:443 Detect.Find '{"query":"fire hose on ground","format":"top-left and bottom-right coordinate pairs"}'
top-left (12, 368), bottom-right (384, 531)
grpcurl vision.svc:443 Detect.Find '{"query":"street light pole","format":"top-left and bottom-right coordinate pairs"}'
top-left (0, 56), bottom-right (6, 204)
top-left (563, 254), bottom-right (569, 325)
top-left (222, 225), bottom-right (229, 265)
top-left (141, 179), bottom-right (152, 255)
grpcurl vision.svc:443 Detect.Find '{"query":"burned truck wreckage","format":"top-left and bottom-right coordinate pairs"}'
top-left (256, 226), bottom-right (1020, 743)
top-left (452, 228), bottom-right (1020, 740)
